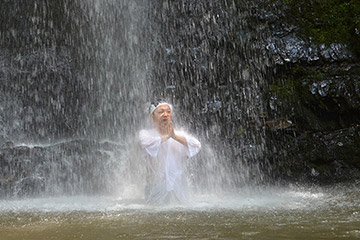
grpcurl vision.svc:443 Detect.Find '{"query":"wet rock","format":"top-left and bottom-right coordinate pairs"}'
top-left (263, 1), bottom-right (356, 64)
top-left (265, 1), bottom-right (360, 184)
top-left (266, 34), bottom-right (353, 65)
top-left (269, 126), bottom-right (360, 184)
top-left (0, 139), bottom-right (125, 198)
top-left (265, 118), bottom-right (295, 131)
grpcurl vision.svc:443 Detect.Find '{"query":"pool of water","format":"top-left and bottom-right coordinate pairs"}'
top-left (1, 184), bottom-right (359, 239)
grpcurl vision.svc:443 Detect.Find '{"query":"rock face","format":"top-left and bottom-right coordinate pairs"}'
top-left (0, 139), bottom-right (126, 198)
top-left (0, 48), bottom-right (83, 142)
top-left (269, 126), bottom-right (360, 184)
top-left (148, 0), bottom-right (360, 185)
top-left (0, 1), bottom-right (88, 142)
top-left (0, 1), bottom-right (151, 144)
top-left (263, 1), bottom-right (360, 184)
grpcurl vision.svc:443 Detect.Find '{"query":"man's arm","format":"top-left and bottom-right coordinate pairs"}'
top-left (171, 133), bottom-right (188, 147)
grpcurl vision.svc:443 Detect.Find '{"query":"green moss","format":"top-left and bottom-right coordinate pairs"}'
top-left (270, 64), bottom-right (355, 131)
top-left (270, 79), bottom-right (296, 99)
top-left (235, 127), bottom-right (244, 135)
top-left (271, 0), bottom-right (360, 57)
top-left (270, 66), bottom-right (325, 102)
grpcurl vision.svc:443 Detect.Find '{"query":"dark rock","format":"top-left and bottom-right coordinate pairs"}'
top-left (0, 139), bottom-right (126, 198)
top-left (0, 141), bottom-right (14, 149)
top-left (263, 0), bottom-right (360, 184)
top-left (269, 126), bottom-right (360, 184)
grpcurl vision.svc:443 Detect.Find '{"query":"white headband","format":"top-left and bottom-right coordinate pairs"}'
top-left (149, 102), bottom-right (173, 115)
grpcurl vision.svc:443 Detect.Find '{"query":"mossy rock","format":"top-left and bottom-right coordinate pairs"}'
top-left (269, 0), bottom-right (360, 57)
top-left (270, 63), bottom-right (360, 131)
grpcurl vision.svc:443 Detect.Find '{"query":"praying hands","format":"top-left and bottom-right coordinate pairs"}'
top-left (160, 120), bottom-right (187, 147)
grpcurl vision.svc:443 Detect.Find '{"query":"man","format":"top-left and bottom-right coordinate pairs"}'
top-left (139, 102), bottom-right (201, 204)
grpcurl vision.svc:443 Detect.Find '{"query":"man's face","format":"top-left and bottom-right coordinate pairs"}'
top-left (151, 104), bottom-right (172, 126)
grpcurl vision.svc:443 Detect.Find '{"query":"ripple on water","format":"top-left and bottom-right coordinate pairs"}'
top-left (0, 185), bottom-right (358, 213)
top-left (0, 186), bottom-right (359, 240)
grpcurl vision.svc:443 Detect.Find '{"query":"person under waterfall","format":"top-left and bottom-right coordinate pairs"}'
top-left (139, 102), bottom-right (201, 205)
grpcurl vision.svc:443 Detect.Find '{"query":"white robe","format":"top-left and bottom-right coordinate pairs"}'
top-left (139, 128), bottom-right (201, 204)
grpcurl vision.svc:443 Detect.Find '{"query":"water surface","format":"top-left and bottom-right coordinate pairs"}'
top-left (1, 185), bottom-right (359, 239)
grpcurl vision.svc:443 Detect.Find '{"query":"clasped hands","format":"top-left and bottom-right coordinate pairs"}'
top-left (160, 119), bottom-right (175, 142)
top-left (159, 119), bottom-right (188, 147)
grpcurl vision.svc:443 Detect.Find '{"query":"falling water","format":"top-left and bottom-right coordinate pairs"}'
top-left (1, 0), bottom-right (153, 197)
top-left (1, 0), bottom-right (272, 198)
top-left (1, 0), bottom-right (360, 239)
top-left (147, 0), bottom-right (272, 193)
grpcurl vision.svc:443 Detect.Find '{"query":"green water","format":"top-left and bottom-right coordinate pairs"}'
top-left (1, 186), bottom-right (359, 239)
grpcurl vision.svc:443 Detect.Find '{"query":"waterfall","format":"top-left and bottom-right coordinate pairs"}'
top-left (0, 0), bottom-right (273, 198)
top-left (0, 0), bottom-right (153, 198)
top-left (148, 0), bottom-right (273, 193)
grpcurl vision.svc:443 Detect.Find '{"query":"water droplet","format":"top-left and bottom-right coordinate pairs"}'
top-left (310, 83), bottom-right (318, 94)
top-left (311, 168), bottom-right (319, 176)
